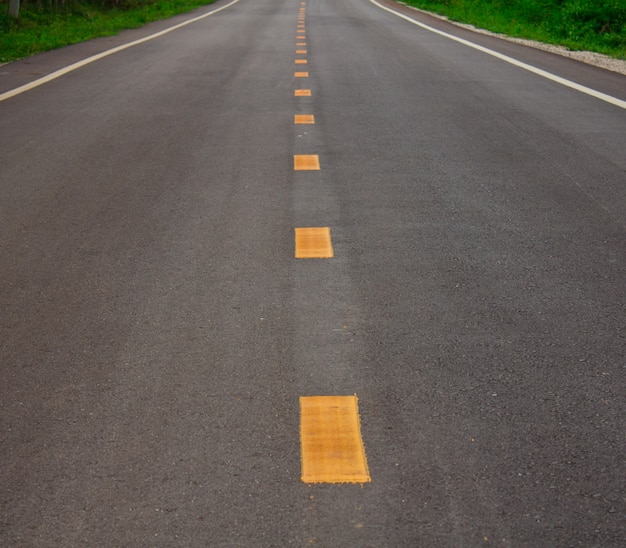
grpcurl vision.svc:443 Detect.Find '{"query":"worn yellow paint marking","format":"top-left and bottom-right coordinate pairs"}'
top-left (294, 71), bottom-right (309, 78)
top-left (294, 227), bottom-right (332, 258)
top-left (294, 89), bottom-right (312, 96)
top-left (293, 155), bottom-right (319, 171)
top-left (300, 395), bottom-right (370, 483)
top-left (296, 50), bottom-right (307, 54)
top-left (294, 114), bottom-right (315, 124)
top-left (295, 59), bottom-right (308, 64)
top-left (297, 42), bottom-right (307, 46)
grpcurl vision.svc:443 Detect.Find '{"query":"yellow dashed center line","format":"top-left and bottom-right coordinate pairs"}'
top-left (294, 114), bottom-right (315, 124)
top-left (294, 227), bottom-right (333, 258)
top-left (300, 395), bottom-right (370, 483)
top-left (293, 154), bottom-right (319, 170)
top-left (290, 7), bottom-right (370, 487)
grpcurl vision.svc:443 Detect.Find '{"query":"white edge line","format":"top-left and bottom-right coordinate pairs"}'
top-left (0, 0), bottom-right (240, 103)
top-left (369, 0), bottom-right (626, 110)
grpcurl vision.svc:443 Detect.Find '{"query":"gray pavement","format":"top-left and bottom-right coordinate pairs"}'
top-left (1, 0), bottom-right (625, 545)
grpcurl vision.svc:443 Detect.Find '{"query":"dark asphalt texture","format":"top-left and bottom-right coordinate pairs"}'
top-left (1, 0), bottom-right (625, 545)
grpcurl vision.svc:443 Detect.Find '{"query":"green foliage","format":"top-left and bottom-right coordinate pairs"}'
top-left (0, 0), bottom-right (216, 62)
top-left (403, 0), bottom-right (626, 59)
top-left (551, 0), bottom-right (626, 44)
top-left (1, 0), bottom-right (624, 62)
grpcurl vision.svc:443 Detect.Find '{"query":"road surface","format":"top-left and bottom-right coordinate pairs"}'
top-left (1, 0), bottom-right (625, 545)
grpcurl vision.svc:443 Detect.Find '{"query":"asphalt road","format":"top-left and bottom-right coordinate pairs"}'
top-left (1, 0), bottom-right (625, 545)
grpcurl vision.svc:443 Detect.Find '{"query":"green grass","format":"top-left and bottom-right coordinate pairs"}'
top-left (0, 0), bottom-right (217, 63)
top-left (2, 0), bottom-right (625, 63)
top-left (402, 0), bottom-right (626, 59)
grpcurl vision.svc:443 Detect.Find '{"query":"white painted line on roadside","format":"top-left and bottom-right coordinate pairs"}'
top-left (369, 0), bottom-right (626, 110)
top-left (0, 0), bottom-right (240, 103)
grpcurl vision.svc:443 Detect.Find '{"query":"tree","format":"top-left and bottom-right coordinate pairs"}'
top-left (8, 0), bottom-right (20, 18)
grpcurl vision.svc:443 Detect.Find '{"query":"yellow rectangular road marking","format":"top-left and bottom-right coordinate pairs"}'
top-left (294, 89), bottom-right (312, 96)
top-left (294, 114), bottom-right (315, 124)
top-left (293, 154), bottom-right (319, 171)
top-left (294, 72), bottom-right (309, 78)
top-left (300, 395), bottom-right (370, 483)
top-left (297, 42), bottom-right (307, 46)
top-left (294, 227), bottom-right (333, 258)
top-left (295, 59), bottom-right (308, 64)
top-left (296, 50), bottom-right (307, 54)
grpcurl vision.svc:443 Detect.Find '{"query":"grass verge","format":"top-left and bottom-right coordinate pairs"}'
top-left (401, 0), bottom-right (626, 59)
top-left (0, 0), bottom-right (217, 63)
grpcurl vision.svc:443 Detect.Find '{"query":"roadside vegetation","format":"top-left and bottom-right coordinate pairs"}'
top-left (403, 0), bottom-right (626, 59)
top-left (0, 0), bottom-right (217, 62)
top-left (1, 0), bottom-right (625, 63)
